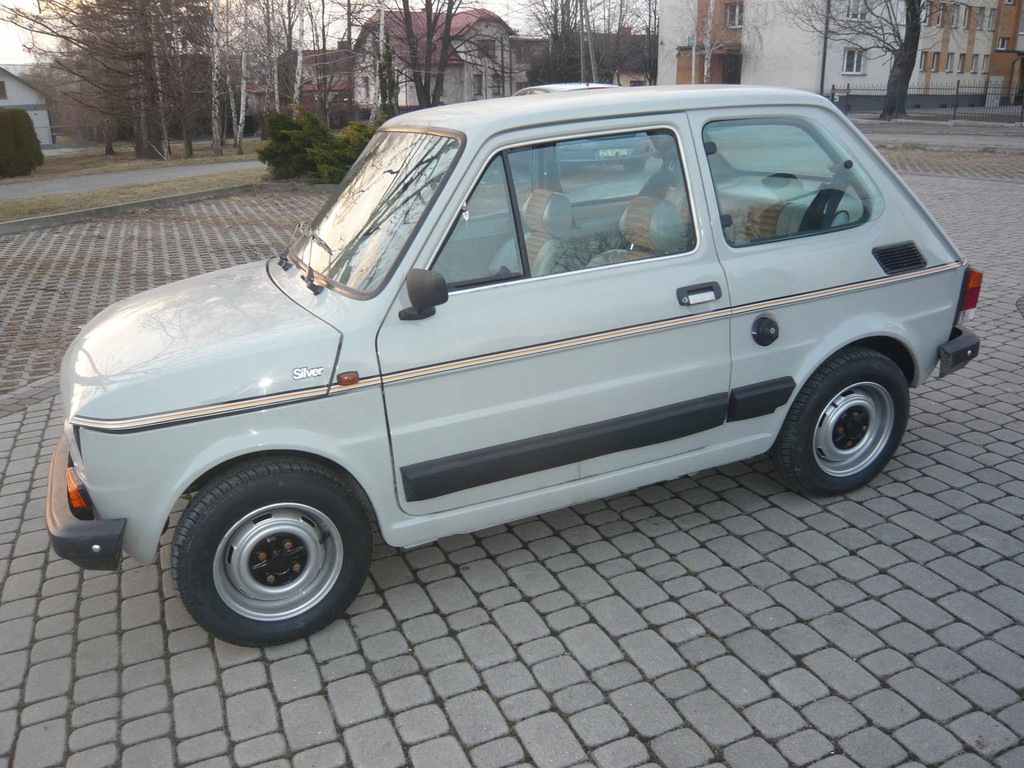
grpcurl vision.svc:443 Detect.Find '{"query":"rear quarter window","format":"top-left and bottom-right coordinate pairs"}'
top-left (702, 118), bottom-right (884, 247)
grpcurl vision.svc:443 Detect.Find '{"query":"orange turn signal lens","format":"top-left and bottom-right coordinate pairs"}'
top-left (962, 268), bottom-right (983, 312)
top-left (66, 467), bottom-right (92, 512)
top-left (336, 371), bottom-right (361, 386)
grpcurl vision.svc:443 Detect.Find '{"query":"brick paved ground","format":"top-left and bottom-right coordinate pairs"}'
top-left (0, 163), bottom-right (1021, 768)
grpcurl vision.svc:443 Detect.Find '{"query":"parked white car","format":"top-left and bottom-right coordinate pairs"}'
top-left (47, 86), bottom-right (982, 646)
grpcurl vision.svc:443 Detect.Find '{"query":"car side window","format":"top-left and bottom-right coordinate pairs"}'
top-left (702, 118), bottom-right (884, 247)
top-left (432, 129), bottom-right (697, 288)
top-left (432, 157), bottom-right (523, 289)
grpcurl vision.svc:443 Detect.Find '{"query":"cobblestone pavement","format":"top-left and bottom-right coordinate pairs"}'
top-left (0, 164), bottom-right (1022, 768)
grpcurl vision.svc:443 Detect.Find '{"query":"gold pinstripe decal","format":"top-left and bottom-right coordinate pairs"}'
top-left (72, 263), bottom-right (960, 432)
top-left (72, 386), bottom-right (332, 432)
top-left (381, 263), bottom-right (962, 385)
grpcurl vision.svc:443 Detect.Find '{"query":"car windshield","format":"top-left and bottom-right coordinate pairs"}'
top-left (292, 129), bottom-right (460, 295)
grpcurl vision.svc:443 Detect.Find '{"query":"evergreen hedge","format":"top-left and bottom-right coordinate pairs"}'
top-left (0, 108), bottom-right (44, 178)
top-left (258, 108), bottom-right (376, 183)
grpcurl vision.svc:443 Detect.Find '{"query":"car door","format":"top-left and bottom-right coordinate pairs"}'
top-left (376, 125), bottom-right (734, 516)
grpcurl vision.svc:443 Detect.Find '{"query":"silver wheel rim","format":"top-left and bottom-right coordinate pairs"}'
top-left (812, 381), bottom-right (894, 478)
top-left (213, 503), bottom-right (343, 622)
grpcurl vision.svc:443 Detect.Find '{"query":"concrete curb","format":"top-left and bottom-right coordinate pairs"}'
top-left (0, 183), bottom-right (259, 236)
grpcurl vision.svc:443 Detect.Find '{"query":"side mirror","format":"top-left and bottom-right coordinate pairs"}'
top-left (399, 269), bottom-right (449, 321)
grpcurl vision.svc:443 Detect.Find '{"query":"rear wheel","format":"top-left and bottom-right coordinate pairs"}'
top-left (773, 348), bottom-right (909, 496)
top-left (171, 457), bottom-right (372, 646)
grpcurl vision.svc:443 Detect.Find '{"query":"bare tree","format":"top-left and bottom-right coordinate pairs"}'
top-left (392, 0), bottom-right (465, 107)
top-left (782, 0), bottom-right (923, 118)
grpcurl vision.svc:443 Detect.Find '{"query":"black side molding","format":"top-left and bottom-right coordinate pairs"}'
top-left (727, 377), bottom-right (796, 422)
top-left (402, 394), bottom-right (730, 502)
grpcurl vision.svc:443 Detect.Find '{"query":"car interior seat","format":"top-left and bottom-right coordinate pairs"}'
top-left (588, 196), bottom-right (691, 268)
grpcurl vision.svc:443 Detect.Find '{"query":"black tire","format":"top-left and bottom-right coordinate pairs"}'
top-left (773, 347), bottom-right (909, 496)
top-left (171, 457), bottom-right (372, 646)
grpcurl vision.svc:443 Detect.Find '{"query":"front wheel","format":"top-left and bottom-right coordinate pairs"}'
top-left (773, 348), bottom-right (909, 496)
top-left (171, 458), bottom-right (372, 646)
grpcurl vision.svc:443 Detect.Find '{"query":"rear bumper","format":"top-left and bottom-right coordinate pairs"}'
top-left (46, 436), bottom-right (125, 571)
top-left (938, 325), bottom-right (980, 377)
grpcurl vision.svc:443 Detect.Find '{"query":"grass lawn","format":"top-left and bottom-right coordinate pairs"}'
top-left (0, 139), bottom-right (269, 184)
top-left (0, 168), bottom-right (267, 223)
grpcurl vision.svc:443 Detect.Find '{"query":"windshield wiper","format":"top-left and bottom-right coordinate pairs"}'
top-left (299, 222), bottom-right (334, 258)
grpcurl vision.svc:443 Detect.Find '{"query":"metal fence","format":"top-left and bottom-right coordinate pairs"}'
top-left (829, 81), bottom-right (1024, 124)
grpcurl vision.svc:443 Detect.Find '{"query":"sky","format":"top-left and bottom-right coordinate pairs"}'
top-left (0, 8), bottom-right (34, 67)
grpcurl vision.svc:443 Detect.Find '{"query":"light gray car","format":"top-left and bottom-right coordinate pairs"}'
top-left (46, 86), bottom-right (982, 646)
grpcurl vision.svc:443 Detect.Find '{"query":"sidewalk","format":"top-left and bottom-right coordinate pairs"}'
top-left (853, 118), bottom-right (1024, 152)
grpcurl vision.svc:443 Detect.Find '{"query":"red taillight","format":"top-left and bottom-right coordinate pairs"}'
top-left (959, 267), bottom-right (983, 322)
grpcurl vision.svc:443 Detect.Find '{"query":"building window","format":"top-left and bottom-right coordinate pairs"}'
top-left (843, 49), bottom-right (864, 74)
top-left (989, 8), bottom-right (996, 28)
top-left (932, 52), bottom-right (941, 71)
top-left (946, 52), bottom-right (955, 71)
top-left (726, 3), bottom-right (743, 28)
top-left (958, 53), bottom-right (966, 72)
top-left (923, 0), bottom-right (932, 23)
top-left (935, 3), bottom-right (943, 26)
top-left (919, 51), bottom-right (927, 70)
top-left (983, 54), bottom-right (990, 72)
top-left (998, 37), bottom-right (1010, 50)
top-left (0, 81), bottom-right (7, 100)
top-left (971, 53), bottom-right (979, 72)
top-left (473, 73), bottom-right (483, 96)
top-left (846, 0), bottom-right (867, 19)
top-left (951, 5), bottom-right (959, 27)
top-left (963, 5), bottom-right (970, 27)
top-left (977, 6), bottom-right (985, 28)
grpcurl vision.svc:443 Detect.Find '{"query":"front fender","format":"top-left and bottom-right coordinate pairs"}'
top-left (78, 387), bottom-right (394, 565)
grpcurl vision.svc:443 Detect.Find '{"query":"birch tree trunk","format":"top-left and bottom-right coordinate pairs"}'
top-left (293, 11), bottom-right (304, 106)
top-left (702, 0), bottom-right (716, 83)
top-left (211, 0), bottom-right (223, 156)
top-left (236, 48), bottom-right (247, 154)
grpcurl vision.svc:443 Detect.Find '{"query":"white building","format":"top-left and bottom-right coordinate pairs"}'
top-left (659, 0), bottom-right (1000, 96)
top-left (0, 65), bottom-right (53, 146)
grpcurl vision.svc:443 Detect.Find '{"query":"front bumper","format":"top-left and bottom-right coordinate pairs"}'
top-left (938, 324), bottom-right (980, 377)
top-left (46, 435), bottom-right (125, 571)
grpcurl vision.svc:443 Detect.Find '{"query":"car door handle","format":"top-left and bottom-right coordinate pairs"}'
top-left (677, 282), bottom-right (722, 306)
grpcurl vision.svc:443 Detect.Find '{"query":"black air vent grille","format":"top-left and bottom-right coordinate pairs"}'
top-left (872, 241), bottom-right (926, 275)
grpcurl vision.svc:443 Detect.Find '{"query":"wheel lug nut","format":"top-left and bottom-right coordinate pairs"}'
top-left (257, 550), bottom-right (268, 561)
top-left (292, 562), bottom-right (302, 573)
top-left (283, 539), bottom-right (293, 551)
top-left (266, 574), bottom-right (276, 584)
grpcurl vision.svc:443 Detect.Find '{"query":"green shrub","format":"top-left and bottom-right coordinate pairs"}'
top-left (0, 108), bottom-right (44, 178)
top-left (308, 121), bottom-right (376, 184)
top-left (257, 108), bottom-right (376, 183)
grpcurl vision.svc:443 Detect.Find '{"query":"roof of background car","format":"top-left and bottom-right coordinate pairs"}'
top-left (383, 85), bottom-right (834, 137)
top-left (513, 82), bottom-right (620, 95)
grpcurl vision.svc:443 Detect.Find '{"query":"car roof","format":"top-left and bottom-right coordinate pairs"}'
top-left (385, 85), bottom-right (834, 138)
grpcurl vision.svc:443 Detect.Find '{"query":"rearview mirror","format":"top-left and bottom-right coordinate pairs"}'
top-left (399, 269), bottom-right (449, 321)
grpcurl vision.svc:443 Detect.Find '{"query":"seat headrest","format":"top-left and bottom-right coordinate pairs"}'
top-left (523, 189), bottom-right (574, 240)
top-left (619, 196), bottom-right (688, 255)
